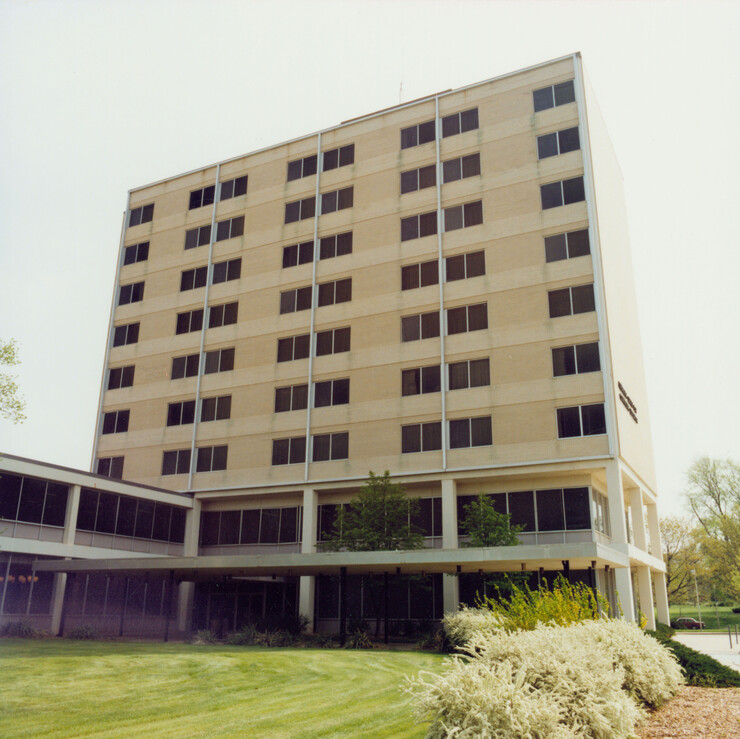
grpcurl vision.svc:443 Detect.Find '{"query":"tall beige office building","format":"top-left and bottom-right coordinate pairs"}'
top-left (5, 53), bottom-right (666, 635)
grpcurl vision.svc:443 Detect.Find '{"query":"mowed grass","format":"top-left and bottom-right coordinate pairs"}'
top-left (0, 639), bottom-right (446, 738)
top-left (669, 604), bottom-right (740, 631)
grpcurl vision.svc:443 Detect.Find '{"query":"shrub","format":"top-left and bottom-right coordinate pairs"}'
top-left (408, 622), bottom-right (646, 738)
top-left (66, 625), bottom-right (99, 640)
top-left (191, 629), bottom-right (216, 645)
top-left (481, 575), bottom-right (609, 632)
top-left (226, 624), bottom-right (258, 646)
top-left (417, 626), bottom-right (450, 653)
top-left (1, 620), bottom-right (39, 638)
top-left (732, 606), bottom-right (740, 614)
top-left (645, 623), bottom-right (675, 643)
top-left (344, 628), bottom-right (375, 649)
top-left (664, 640), bottom-right (740, 687)
top-left (443, 606), bottom-right (502, 649)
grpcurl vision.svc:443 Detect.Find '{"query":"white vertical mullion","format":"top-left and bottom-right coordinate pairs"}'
top-left (188, 164), bottom-right (221, 489)
top-left (304, 132), bottom-right (322, 481)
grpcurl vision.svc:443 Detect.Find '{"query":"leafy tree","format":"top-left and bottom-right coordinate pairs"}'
top-left (685, 457), bottom-right (740, 600)
top-left (320, 471), bottom-right (424, 640)
top-left (659, 516), bottom-right (704, 603)
top-left (459, 495), bottom-right (521, 548)
top-left (0, 339), bottom-right (26, 424)
top-left (459, 494), bottom-right (522, 601)
top-left (320, 470), bottom-right (424, 552)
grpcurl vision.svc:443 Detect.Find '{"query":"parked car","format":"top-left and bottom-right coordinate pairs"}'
top-left (671, 617), bottom-right (705, 630)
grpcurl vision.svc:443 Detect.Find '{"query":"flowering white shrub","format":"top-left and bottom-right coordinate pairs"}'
top-left (576, 619), bottom-right (683, 708)
top-left (443, 607), bottom-right (502, 649)
top-left (408, 619), bottom-right (683, 737)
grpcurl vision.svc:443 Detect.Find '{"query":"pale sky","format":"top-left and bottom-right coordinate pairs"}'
top-left (1, 0), bottom-right (738, 518)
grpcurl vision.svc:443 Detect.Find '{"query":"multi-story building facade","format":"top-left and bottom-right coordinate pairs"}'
top-left (1, 53), bottom-right (668, 637)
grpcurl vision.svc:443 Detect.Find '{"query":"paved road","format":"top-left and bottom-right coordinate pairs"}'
top-left (673, 632), bottom-right (740, 672)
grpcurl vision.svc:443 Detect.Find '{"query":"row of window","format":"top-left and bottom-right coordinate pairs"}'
top-left (109, 339), bottom-right (598, 405)
top-left (102, 400), bottom-right (605, 479)
top-left (284, 186), bottom-right (354, 223)
top-left (277, 326), bottom-right (349, 361)
top-left (456, 485), bottom-right (592, 533)
top-left (76, 488), bottom-right (186, 543)
top-left (200, 506), bottom-right (301, 546)
top-left (175, 302), bottom-right (238, 335)
top-left (189, 176), bottom-right (248, 210)
top-left (180, 258), bottom-right (242, 291)
top-left (166, 395), bottom-right (231, 426)
top-left (400, 152), bottom-right (481, 194)
top-left (282, 231), bottom-right (353, 268)
top-left (400, 107), bottom-right (479, 149)
top-left (401, 199), bottom-right (483, 241)
top-left (162, 445), bottom-right (228, 475)
top-left (113, 276), bottom-right (593, 351)
top-left (275, 378), bottom-right (349, 412)
top-left (287, 144), bottom-right (355, 182)
top-left (0, 474), bottom-right (69, 527)
top-left (279, 278), bottom-right (352, 314)
top-left (184, 215), bottom-right (245, 250)
top-left (272, 432), bottom-right (349, 465)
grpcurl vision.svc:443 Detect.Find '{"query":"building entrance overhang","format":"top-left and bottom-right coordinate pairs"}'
top-left (35, 542), bottom-right (630, 581)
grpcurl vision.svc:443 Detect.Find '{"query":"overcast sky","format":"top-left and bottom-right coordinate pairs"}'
top-left (1, 0), bottom-right (738, 518)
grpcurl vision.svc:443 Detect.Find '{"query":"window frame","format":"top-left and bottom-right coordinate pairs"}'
top-left (102, 409), bottom-right (130, 434)
top-left (544, 228), bottom-right (591, 263)
top-left (219, 175), bottom-right (248, 201)
top-left (123, 241), bottom-right (149, 265)
top-left (537, 127), bottom-right (580, 160)
top-left (532, 80), bottom-right (576, 112)
top-left (208, 302), bottom-right (239, 328)
top-left (128, 203), bottom-right (154, 227)
top-left (447, 358), bottom-right (490, 391)
top-left (118, 281), bottom-right (144, 306)
top-left (540, 176), bottom-right (585, 210)
top-left (547, 284), bottom-right (595, 318)
top-left (556, 403), bottom-right (607, 438)
top-left (107, 365), bottom-right (135, 390)
top-left (112, 322), bottom-right (139, 347)
top-left (188, 185), bottom-right (215, 210)
top-left (277, 333), bottom-right (311, 362)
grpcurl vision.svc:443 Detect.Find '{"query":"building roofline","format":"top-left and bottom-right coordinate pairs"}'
top-left (129, 52), bottom-right (580, 195)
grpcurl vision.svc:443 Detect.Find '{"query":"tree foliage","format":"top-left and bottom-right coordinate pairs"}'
top-left (0, 339), bottom-right (26, 424)
top-left (459, 495), bottom-right (521, 548)
top-left (685, 457), bottom-right (740, 599)
top-left (659, 516), bottom-right (704, 603)
top-left (320, 471), bottom-right (424, 552)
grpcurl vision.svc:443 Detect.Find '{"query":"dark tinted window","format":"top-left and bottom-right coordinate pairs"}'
top-left (536, 489), bottom-right (564, 530)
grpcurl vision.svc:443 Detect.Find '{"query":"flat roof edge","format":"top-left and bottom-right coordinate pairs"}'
top-left (129, 53), bottom-right (580, 195)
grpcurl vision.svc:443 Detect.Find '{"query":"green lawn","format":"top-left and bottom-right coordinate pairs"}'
top-left (0, 639), bottom-right (447, 738)
top-left (668, 604), bottom-right (740, 631)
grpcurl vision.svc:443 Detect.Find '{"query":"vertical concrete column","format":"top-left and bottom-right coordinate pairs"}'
top-left (177, 499), bottom-right (201, 632)
top-left (646, 503), bottom-right (661, 558)
top-left (605, 461), bottom-right (628, 544)
top-left (299, 489), bottom-right (318, 632)
top-left (636, 566), bottom-right (656, 629)
top-left (63, 484), bottom-right (81, 546)
top-left (441, 479), bottom-right (459, 614)
top-left (51, 484), bottom-right (82, 633)
top-left (653, 570), bottom-right (670, 626)
top-left (629, 488), bottom-right (647, 552)
top-left (614, 568), bottom-right (636, 622)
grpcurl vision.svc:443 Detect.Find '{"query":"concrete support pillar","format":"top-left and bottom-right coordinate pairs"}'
top-left (441, 479), bottom-right (458, 549)
top-left (614, 568), bottom-right (635, 622)
top-left (605, 461), bottom-right (628, 544)
top-left (636, 567), bottom-right (655, 629)
top-left (443, 575), bottom-right (459, 616)
top-left (441, 479), bottom-right (459, 614)
top-left (629, 488), bottom-right (647, 552)
top-left (177, 499), bottom-right (201, 632)
top-left (51, 484), bottom-right (82, 633)
top-left (299, 489), bottom-right (318, 632)
top-left (653, 570), bottom-right (670, 626)
top-left (50, 572), bottom-right (67, 634)
top-left (177, 582), bottom-right (195, 633)
top-left (646, 503), bottom-right (661, 558)
top-left (63, 484), bottom-right (81, 546)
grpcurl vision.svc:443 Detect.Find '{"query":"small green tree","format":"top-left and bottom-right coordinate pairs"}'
top-left (458, 495), bottom-right (522, 601)
top-left (0, 339), bottom-right (26, 424)
top-left (320, 471), bottom-right (424, 640)
top-left (320, 470), bottom-right (424, 552)
top-left (459, 495), bottom-right (521, 548)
